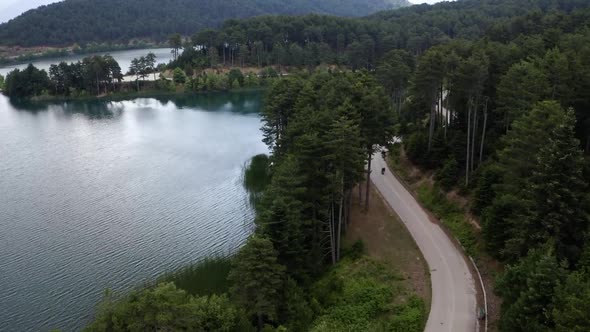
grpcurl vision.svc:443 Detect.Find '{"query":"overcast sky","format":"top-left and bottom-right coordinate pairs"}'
top-left (0, 0), bottom-right (447, 24)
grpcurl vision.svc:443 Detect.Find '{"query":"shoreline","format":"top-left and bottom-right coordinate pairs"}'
top-left (19, 87), bottom-right (268, 104)
top-left (0, 44), bottom-right (168, 67)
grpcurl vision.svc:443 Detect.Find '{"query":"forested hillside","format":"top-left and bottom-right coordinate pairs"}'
top-left (163, 0), bottom-right (590, 330)
top-left (58, 0), bottom-right (590, 330)
top-left (0, 0), bottom-right (410, 47)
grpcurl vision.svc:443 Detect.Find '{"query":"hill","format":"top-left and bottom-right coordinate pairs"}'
top-left (0, 0), bottom-right (411, 47)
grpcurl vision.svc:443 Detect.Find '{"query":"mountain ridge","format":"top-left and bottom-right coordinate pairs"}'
top-left (0, 0), bottom-right (411, 47)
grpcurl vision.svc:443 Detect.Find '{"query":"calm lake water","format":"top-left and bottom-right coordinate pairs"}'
top-left (0, 91), bottom-right (266, 331)
top-left (0, 48), bottom-right (174, 77)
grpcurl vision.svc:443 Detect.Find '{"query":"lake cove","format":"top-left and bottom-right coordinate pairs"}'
top-left (0, 90), bottom-right (266, 331)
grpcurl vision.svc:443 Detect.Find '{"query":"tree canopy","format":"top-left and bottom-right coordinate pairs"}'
top-left (0, 0), bottom-right (410, 47)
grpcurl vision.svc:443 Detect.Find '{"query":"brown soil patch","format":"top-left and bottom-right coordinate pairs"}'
top-left (345, 186), bottom-right (431, 306)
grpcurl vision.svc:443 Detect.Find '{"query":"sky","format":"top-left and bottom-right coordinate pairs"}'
top-left (0, 0), bottom-right (446, 24)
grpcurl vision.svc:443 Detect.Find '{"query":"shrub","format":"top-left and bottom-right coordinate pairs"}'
top-left (435, 157), bottom-right (459, 190)
top-left (173, 67), bottom-right (186, 84)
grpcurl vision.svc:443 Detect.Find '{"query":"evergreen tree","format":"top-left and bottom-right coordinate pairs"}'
top-left (229, 235), bottom-right (286, 330)
top-left (518, 109), bottom-right (590, 265)
top-left (496, 247), bottom-right (566, 332)
top-left (553, 271), bottom-right (590, 332)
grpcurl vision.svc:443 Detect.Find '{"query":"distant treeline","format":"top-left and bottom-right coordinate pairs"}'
top-left (165, 0), bottom-right (590, 70)
top-left (0, 54), bottom-right (280, 99)
top-left (0, 0), bottom-right (410, 47)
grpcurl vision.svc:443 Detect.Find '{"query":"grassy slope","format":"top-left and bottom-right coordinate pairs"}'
top-left (306, 186), bottom-right (431, 331)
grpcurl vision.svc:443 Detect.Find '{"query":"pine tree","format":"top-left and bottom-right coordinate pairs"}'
top-left (229, 235), bottom-right (286, 330)
top-left (496, 246), bottom-right (566, 332)
top-left (553, 271), bottom-right (590, 332)
top-left (522, 109), bottom-right (590, 265)
top-left (256, 155), bottom-right (313, 282)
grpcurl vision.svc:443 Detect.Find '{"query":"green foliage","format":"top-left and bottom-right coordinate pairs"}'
top-left (4, 64), bottom-right (50, 98)
top-left (129, 54), bottom-right (157, 80)
top-left (173, 67), bottom-right (187, 84)
top-left (310, 257), bottom-right (424, 332)
top-left (553, 271), bottom-right (590, 332)
top-left (3, 55), bottom-right (127, 98)
top-left (482, 103), bottom-right (590, 263)
top-left (84, 282), bottom-right (249, 332)
top-left (404, 131), bottom-right (429, 165)
top-left (496, 247), bottom-right (567, 332)
top-left (435, 157), bottom-right (459, 190)
top-left (229, 235), bottom-right (286, 328)
top-left (154, 78), bottom-right (175, 92)
top-left (472, 163), bottom-right (501, 214)
top-left (228, 69), bottom-right (245, 88)
top-left (156, 257), bottom-right (232, 297)
top-left (243, 154), bottom-right (272, 207)
top-left (519, 109), bottom-right (590, 265)
top-left (388, 296), bottom-right (427, 332)
top-left (276, 278), bottom-right (314, 332)
top-left (417, 184), bottom-right (477, 255)
top-left (0, 0), bottom-right (411, 47)
top-left (343, 240), bottom-right (366, 260)
top-left (497, 60), bottom-right (551, 123)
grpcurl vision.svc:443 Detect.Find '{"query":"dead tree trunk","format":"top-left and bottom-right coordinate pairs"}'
top-left (466, 98), bottom-right (472, 186)
top-left (479, 99), bottom-right (488, 163)
top-left (329, 203), bottom-right (336, 265)
top-left (364, 152), bottom-right (372, 211)
top-left (471, 96), bottom-right (478, 172)
top-left (428, 103), bottom-right (435, 152)
top-left (336, 190), bottom-right (344, 262)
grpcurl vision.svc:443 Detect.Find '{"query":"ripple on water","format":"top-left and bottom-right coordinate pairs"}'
top-left (0, 92), bottom-right (266, 331)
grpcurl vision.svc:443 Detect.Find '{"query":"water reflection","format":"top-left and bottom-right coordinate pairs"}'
top-left (0, 91), bottom-right (266, 331)
top-left (7, 90), bottom-right (264, 120)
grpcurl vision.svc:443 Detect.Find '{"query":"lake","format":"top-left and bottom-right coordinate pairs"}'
top-left (0, 48), bottom-right (174, 77)
top-left (0, 90), bottom-right (267, 331)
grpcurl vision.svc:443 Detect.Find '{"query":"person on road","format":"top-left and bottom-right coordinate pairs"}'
top-left (381, 167), bottom-right (385, 175)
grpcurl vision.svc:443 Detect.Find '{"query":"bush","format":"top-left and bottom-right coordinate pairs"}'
top-left (173, 67), bottom-right (187, 84)
top-left (85, 282), bottom-right (250, 332)
top-left (155, 78), bottom-right (175, 92)
top-left (228, 68), bottom-right (245, 88)
top-left (435, 157), bottom-right (459, 190)
top-left (156, 257), bottom-right (232, 296)
top-left (310, 257), bottom-right (424, 332)
top-left (417, 184), bottom-right (478, 255)
top-left (404, 131), bottom-right (429, 166)
top-left (389, 296), bottom-right (426, 332)
top-left (342, 240), bottom-right (365, 260)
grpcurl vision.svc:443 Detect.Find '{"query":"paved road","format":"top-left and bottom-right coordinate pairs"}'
top-left (371, 153), bottom-right (477, 332)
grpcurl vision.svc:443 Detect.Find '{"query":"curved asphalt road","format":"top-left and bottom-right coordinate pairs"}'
top-left (371, 153), bottom-right (477, 332)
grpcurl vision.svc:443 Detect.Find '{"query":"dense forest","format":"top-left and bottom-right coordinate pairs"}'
top-left (84, 72), bottom-right (419, 331)
top-left (0, 0), bottom-right (410, 47)
top-left (165, 0), bottom-right (590, 330)
top-left (14, 0), bottom-right (587, 330)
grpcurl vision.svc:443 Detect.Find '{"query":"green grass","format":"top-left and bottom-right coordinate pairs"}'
top-left (416, 183), bottom-right (478, 256)
top-left (156, 257), bottom-right (233, 297)
top-left (387, 144), bottom-right (412, 182)
top-left (310, 256), bottom-right (426, 332)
